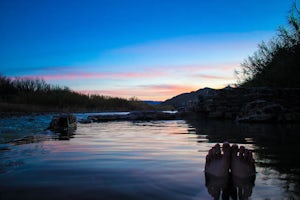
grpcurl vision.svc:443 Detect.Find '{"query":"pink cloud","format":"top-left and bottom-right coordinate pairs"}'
top-left (138, 84), bottom-right (197, 93)
top-left (14, 63), bottom-right (236, 101)
top-left (20, 70), bottom-right (166, 81)
top-left (193, 74), bottom-right (233, 80)
top-left (18, 62), bottom-right (237, 82)
top-left (178, 63), bottom-right (238, 72)
top-left (76, 84), bottom-right (199, 101)
top-left (77, 89), bottom-right (133, 97)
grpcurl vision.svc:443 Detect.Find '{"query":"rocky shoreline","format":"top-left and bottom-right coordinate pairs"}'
top-left (79, 111), bottom-right (181, 123)
top-left (2, 87), bottom-right (299, 123)
top-left (164, 87), bottom-right (300, 123)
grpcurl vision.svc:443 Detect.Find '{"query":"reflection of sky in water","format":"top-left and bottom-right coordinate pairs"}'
top-left (0, 115), bottom-right (299, 199)
top-left (0, 115), bottom-right (53, 143)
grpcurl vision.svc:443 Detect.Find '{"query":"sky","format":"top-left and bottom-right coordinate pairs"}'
top-left (0, 0), bottom-right (295, 101)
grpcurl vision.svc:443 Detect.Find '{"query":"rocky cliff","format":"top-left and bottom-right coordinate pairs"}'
top-left (162, 87), bottom-right (216, 111)
top-left (164, 87), bottom-right (300, 122)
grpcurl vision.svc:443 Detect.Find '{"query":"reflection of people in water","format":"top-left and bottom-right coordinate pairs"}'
top-left (205, 143), bottom-right (256, 200)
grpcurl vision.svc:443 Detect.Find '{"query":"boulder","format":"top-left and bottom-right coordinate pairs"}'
top-left (236, 100), bottom-right (285, 122)
top-left (172, 87), bottom-right (300, 123)
top-left (80, 111), bottom-right (180, 123)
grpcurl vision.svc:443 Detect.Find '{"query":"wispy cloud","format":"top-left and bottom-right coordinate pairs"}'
top-left (19, 69), bottom-right (166, 81)
top-left (179, 63), bottom-right (238, 72)
top-left (138, 84), bottom-right (198, 93)
top-left (111, 32), bottom-right (274, 58)
top-left (13, 62), bottom-right (237, 100)
top-left (76, 84), bottom-right (199, 101)
top-left (17, 63), bottom-right (237, 81)
top-left (193, 74), bottom-right (233, 80)
top-left (77, 89), bottom-right (134, 97)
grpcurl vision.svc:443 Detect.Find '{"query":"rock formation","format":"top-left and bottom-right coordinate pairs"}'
top-left (164, 87), bottom-right (300, 123)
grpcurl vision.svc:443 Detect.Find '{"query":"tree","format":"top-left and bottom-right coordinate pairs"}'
top-left (235, 1), bottom-right (300, 87)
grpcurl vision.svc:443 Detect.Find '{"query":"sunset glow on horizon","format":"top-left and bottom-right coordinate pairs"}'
top-left (0, 0), bottom-right (293, 100)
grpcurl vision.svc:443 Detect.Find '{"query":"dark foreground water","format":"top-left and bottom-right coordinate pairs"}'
top-left (0, 113), bottom-right (300, 199)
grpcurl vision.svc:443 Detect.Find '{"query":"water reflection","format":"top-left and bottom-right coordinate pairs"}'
top-left (53, 128), bottom-right (76, 140)
top-left (1, 120), bottom-right (208, 200)
top-left (205, 173), bottom-right (255, 200)
top-left (0, 114), bottom-right (300, 199)
top-left (185, 114), bottom-right (300, 199)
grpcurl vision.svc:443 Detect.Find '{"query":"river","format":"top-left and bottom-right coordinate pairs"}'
top-left (0, 113), bottom-right (299, 199)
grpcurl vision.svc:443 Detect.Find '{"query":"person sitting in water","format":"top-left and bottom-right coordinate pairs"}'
top-left (205, 142), bottom-right (256, 199)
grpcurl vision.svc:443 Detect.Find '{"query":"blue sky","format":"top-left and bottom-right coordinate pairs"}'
top-left (0, 0), bottom-right (294, 100)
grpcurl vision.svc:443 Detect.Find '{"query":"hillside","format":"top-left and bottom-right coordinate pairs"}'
top-left (0, 75), bottom-right (165, 113)
top-left (162, 87), bottom-right (216, 109)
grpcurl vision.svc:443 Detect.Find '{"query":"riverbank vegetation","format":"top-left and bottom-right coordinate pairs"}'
top-left (0, 75), bottom-right (171, 114)
top-left (235, 2), bottom-right (300, 87)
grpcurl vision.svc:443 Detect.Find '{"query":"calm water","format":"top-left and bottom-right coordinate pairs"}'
top-left (0, 113), bottom-right (300, 199)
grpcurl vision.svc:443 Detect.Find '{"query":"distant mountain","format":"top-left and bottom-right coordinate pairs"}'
top-left (162, 87), bottom-right (216, 108)
top-left (142, 100), bottom-right (162, 105)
